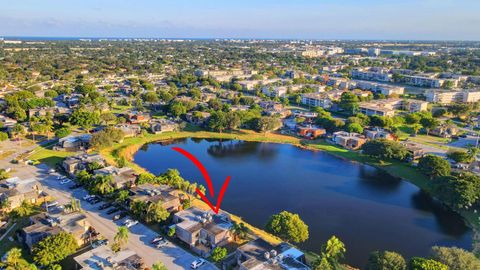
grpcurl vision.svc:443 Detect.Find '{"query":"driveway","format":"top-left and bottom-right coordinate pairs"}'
top-left (0, 160), bottom-right (218, 270)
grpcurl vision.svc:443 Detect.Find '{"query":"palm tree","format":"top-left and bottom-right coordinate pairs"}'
top-left (113, 226), bottom-right (129, 249)
top-left (231, 221), bottom-right (249, 241)
top-left (467, 144), bottom-right (480, 161)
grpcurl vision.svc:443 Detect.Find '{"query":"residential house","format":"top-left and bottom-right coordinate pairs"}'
top-left (186, 111), bottom-right (211, 126)
top-left (0, 177), bottom-right (47, 211)
top-left (62, 154), bottom-right (105, 176)
top-left (126, 111), bottom-right (151, 124)
top-left (173, 207), bottom-right (233, 257)
top-left (54, 134), bottom-right (92, 151)
top-left (234, 238), bottom-right (310, 270)
top-left (73, 245), bottom-right (144, 270)
top-left (115, 124), bottom-right (142, 138)
top-left (93, 166), bottom-right (137, 189)
top-left (430, 124), bottom-right (459, 138)
top-left (364, 128), bottom-right (395, 141)
top-left (401, 142), bottom-right (425, 160)
top-left (129, 183), bottom-right (181, 212)
top-left (332, 131), bottom-right (367, 150)
top-left (150, 119), bottom-right (178, 134)
top-left (298, 126), bottom-right (326, 139)
top-left (22, 211), bottom-right (90, 250)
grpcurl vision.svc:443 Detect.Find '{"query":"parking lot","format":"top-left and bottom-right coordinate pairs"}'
top-left (3, 161), bottom-right (218, 270)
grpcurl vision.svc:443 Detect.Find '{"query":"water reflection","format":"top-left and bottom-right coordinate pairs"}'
top-left (411, 191), bottom-right (470, 237)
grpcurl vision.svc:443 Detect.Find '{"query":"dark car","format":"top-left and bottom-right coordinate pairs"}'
top-left (107, 208), bottom-right (120, 215)
top-left (69, 183), bottom-right (82, 190)
top-left (98, 202), bottom-right (112, 210)
top-left (89, 197), bottom-right (101, 205)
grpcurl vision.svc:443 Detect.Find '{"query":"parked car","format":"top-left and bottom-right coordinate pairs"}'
top-left (69, 183), bottom-right (82, 190)
top-left (151, 236), bottom-right (164, 244)
top-left (57, 175), bottom-right (66, 180)
top-left (91, 239), bottom-right (109, 248)
top-left (60, 179), bottom-right (71, 185)
top-left (42, 201), bottom-right (58, 209)
top-left (107, 208), bottom-right (120, 215)
top-left (124, 219), bottom-right (138, 228)
top-left (155, 239), bottom-right (168, 248)
top-left (191, 259), bottom-right (205, 269)
top-left (113, 211), bottom-right (128, 221)
top-left (98, 202), bottom-right (112, 210)
top-left (89, 197), bottom-right (101, 205)
top-left (83, 194), bottom-right (95, 201)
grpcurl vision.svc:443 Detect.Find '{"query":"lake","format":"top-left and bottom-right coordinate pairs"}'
top-left (133, 138), bottom-right (472, 267)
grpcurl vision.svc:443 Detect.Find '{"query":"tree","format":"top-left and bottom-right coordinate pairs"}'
top-left (113, 226), bottom-right (129, 252)
top-left (69, 109), bottom-right (100, 129)
top-left (169, 102), bottom-right (187, 117)
top-left (361, 139), bottom-right (409, 161)
top-left (145, 201), bottom-right (170, 223)
top-left (320, 236), bottom-right (346, 269)
top-left (367, 250), bottom-right (407, 270)
top-left (231, 221), bottom-right (249, 241)
top-left (225, 111), bottom-right (241, 130)
top-left (167, 226), bottom-right (176, 237)
top-left (409, 257), bottom-right (448, 270)
top-left (446, 150), bottom-right (472, 163)
top-left (420, 118), bottom-right (439, 135)
top-left (210, 247), bottom-right (227, 262)
top-left (256, 116), bottom-right (281, 133)
top-left (115, 190), bottom-right (130, 204)
top-left (430, 246), bottom-right (480, 270)
top-left (0, 131), bottom-right (8, 141)
top-left (208, 111), bottom-right (227, 133)
top-left (1, 248), bottom-right (37, 270)
top-left (33, 232), bottom-right (78, 266)
top-left (339, 92), bottom-right (359, 115)
top-left (265, 211), bottom-right (309, 243)
top-left (54, 127), bottom-right (71, 138)
top-left (0, 168), bottom-right (11, 180)
top-left (345, 122), bottom-right (364, 134)
top-left (152, 261), bottom-right (168, 270)
top-left (418, 155), bottom-right (451, 179)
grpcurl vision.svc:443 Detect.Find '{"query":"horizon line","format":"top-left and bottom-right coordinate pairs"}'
top-left (2, 35), bottom-right (480, 43)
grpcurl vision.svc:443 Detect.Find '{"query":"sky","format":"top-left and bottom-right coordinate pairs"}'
top-left (1, 0), bottom-right (480, 40)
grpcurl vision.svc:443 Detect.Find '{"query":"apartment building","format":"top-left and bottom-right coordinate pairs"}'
top-left (301, 91), bottom-right (345, 109)
top-left (351, 67), bottom-right (392, 82)
top-left (354, 81), bottom-right (405, 96)
top-left (425, 89), bottom-right (480, 104)
top-left (359, 98), bottom-right (428, 117)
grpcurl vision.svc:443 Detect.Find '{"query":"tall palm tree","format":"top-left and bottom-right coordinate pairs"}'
top-left (467, 144), bottom-right (480, 161)
top-left (114, 226), bottom-right (129, 248)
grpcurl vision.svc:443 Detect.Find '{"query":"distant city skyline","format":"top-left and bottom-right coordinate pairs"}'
top-left (2, 0), bottom-right (480, 40)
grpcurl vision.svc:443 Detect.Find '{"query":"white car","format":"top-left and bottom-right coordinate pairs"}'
top-left (83, 194), bottom-right (95, 200)
top-left (60, 179), bottom-right (71, 185)
top-left (191, 259), bottom-right (205, 269)
top-left (57, 175), bottom-right (66, 180)
top-left (125, 220), bottom-right (139, 228)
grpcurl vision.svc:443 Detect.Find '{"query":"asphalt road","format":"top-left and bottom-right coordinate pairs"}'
top-left (0, 150), bottom-right (218, 270)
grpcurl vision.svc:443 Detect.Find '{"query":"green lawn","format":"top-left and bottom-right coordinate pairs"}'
top-left (28, 147), bottom-right (78, 168)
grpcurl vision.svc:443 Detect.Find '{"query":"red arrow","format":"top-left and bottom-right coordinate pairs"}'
top-left (172, 147), bottom-right (231, 214)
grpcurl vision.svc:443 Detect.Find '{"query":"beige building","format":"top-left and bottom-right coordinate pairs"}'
top-left (0, 177), bottom-right (47, 211)
top-left (425, 89), bottom-right (480, 104)
top-left (359, 98), bottom-right (428, 117)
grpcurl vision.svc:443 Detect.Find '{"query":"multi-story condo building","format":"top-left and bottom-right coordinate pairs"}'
top-left (426, 89), bottom-right (480, 104)
top-left (301, 91), bottom-right (345, 109)
top-left (351, 67), bottom-right (392, 82)
top-left (359, 98), bottom-right (428, 117)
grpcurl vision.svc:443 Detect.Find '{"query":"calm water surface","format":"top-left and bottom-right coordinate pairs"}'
top-left (133, 138), bottom-right (472, 267)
